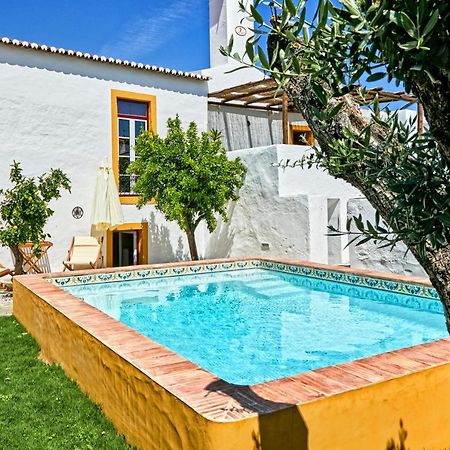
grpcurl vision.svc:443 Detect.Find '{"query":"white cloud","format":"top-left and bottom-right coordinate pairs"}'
top-left (99, 0), bottom-right (203, 61)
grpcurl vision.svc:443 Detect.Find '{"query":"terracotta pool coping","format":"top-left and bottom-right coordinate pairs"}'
top-left (15, 257), bottom-right (449, 423)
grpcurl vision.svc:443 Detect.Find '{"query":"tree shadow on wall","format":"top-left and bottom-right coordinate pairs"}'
top-left (204, 386), bottom-right (423, 450)
top-left (204, 201), bottom-right (238, 259)
top-left (206, 380), bottom-right (308, 450)
top-left (148, 212), bottom-right (188, 262)
top-left (386, 420), bottom-right (408, 450)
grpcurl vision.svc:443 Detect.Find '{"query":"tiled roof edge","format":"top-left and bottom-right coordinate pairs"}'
top-left (0, 36), bottom-right (209, 81)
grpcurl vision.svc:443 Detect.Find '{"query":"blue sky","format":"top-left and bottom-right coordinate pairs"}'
top-left (0, 0), bottom-right (210, 71)
top-left (0, 0), bottom-right (402, 97)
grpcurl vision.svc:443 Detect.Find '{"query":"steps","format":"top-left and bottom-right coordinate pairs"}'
top-left (243, 274), bottom-right (301, 299)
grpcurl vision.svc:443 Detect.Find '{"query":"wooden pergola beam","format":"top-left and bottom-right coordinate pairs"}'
top-left (208, 80), bottom-right (417, 112)
top-left (417, 102), bottom-right (424, 134)
top-left (244, 90), bottom-right (279, 105)
top-left (221, 85), bottom-right (278, 103)
top-left (208, 100), bottom-right (283, 112)
top-left (210, 79), bottom-right (276, 99)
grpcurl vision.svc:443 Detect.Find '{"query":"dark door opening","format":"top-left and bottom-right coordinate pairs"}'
top-left (112, 230), bottom-right (139, 267)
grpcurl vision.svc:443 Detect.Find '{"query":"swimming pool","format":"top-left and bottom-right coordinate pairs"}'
top-left (15, 258), bottom-right (450, 450)
top-left (65, 267), bottom-right (446, 385)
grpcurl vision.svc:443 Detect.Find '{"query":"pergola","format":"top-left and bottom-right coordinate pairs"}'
top-left (208, 79), bottom-right (423, 143)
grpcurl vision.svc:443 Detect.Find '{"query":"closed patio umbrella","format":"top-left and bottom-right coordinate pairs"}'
top-left (91, 164), bottom-right (124, 231)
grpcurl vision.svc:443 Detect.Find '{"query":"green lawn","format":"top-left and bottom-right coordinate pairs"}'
top-left (0, 316), bottom-right (133, 450)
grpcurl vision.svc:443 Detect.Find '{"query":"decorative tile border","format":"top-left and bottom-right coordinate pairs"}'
top-left (49, 258), bottom-right (439, 301)
top-left (261, 261), bottom-right (439, 301)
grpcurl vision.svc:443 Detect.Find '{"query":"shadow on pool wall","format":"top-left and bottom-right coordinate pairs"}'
top-left (386, 420), bottom-right (408, 450)
top-left (206, 380), bottom-right (308, 449)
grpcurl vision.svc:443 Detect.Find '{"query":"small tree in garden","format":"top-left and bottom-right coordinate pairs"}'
top-left (128, 116), bottom-right (247, 260)
top-left (0, 161), bottom-right (71, 275)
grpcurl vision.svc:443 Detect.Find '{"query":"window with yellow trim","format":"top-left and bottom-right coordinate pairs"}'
top-left (117, 100), bottom-right (147, 194)
top-left (111, 90), bottom-right (156, 202)
top-left (290, 124), bottom-right (314, 146)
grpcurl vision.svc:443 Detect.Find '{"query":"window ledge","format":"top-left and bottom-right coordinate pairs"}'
top-left (119, 195), bottom-right (155, 205)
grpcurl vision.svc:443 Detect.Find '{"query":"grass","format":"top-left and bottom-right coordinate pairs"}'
top-left (0, 316), bottom-right (133, 450)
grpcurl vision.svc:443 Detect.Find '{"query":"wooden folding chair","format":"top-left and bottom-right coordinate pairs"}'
top-left (14, 241), bottom-right (53, 274)
top-left (63, 236), bottom-right (103, 271)
top-left (0, 263), bottom-right (13, 278)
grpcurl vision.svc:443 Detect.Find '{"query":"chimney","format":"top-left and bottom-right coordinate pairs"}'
top-left (209, 0), bottom-right (253, 67)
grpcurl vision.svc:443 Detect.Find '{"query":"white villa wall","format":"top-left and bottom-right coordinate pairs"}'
top-left (348, 198), bottom-right (426, 277)
top-left (205, 144), bottom-right (426, 277)
top-left (205, 146), bottom-right (311, 260)
top-left (0, 45), bottom-right (208, 270)
top-left (209, 0), bottom-right (249, 68)
top-left (276, 145), bottom-right (359, 198)
top-left (206, 145), bottom-right (358, 263)
top-left (203, 0), bottom-right (263, 92)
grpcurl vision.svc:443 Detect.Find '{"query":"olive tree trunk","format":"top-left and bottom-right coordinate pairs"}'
top-left (286, 75), bottom-right (450, 332)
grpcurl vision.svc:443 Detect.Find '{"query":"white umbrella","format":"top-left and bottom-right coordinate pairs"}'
top-left (91, 164), bottom-right (124, 231)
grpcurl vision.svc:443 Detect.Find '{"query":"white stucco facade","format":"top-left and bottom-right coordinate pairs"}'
top-left (203, 0), bottom-right (263, 91)
top-left (0, 44), bottom-right (208, 270)
top-left (205, 144), bottom-right (425, 277)
top-left (206, 145), bottom-right (359, 264)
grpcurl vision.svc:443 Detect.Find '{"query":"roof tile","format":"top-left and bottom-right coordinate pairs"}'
top-left (0, 35), bottom-right (208, 81)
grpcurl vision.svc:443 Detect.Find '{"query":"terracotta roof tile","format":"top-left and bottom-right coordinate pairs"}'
top-left (0, 36), bottom-right (209, 81)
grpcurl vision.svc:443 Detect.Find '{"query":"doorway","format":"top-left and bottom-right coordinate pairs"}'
top-left (113, 230), bottom-right (138, 266)
top-left (106, 222), bottom-right (148, 267)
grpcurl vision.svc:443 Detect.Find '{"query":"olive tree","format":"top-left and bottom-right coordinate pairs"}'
top-left (128, 116), bottom-right (247, 260)
top-left (0, 161), bottom-right (71, 275)
top-left (223, 1), bottom-right (450, 330)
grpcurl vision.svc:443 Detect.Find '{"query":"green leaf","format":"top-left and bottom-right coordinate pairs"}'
top-left (398, 41), bottom-right (418, 51)
top-left (284, 0), bottom-right (296, 17)
top-left (438, 215), bottom-right (450, 227)
top-left (292, 56), bottom-right (301, 74)
top-left (257, 46), bottom-right (269, 69)
top-left (341, 0), bottom-right (360, 17)
top-left (297, 7), bottom-right (306, 29)
top-left (302, 25), bottom-right (310, 45)
top-left (328, 102), bottom-right (344, 118)
top-left (399, 12), bottom-right (417, 38)
top-left (245, 40), bottom-right (255, 61)
top-left (423, 9), bottom-right (439, 36)
top-left (366, 72), bottom-right (386, 82)
top-left (311, 82), bottom-right (328, 106)
top-left (250, 4), bottom-right (264, 24)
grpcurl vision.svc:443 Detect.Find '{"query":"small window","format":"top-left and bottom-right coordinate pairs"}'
top-left (290, 124), bottom-right (314, 146)
top-left (117, 100), bottom-right (148, 195)
top-left (118, 100), bottom-right (148, 118)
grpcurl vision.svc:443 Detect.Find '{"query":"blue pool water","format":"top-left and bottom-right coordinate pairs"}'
top-left (65, 269), bottom-right (447, 385)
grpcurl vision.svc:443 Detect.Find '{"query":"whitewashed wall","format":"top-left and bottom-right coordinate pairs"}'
top-left (205, 144), bottom-right (426, 277)
top-left (205, 146), bottom-right (311, 260)
top-left (205, 145), bottom-right (359, 263)
top-left (0, 45), bottom-right (208, 270)
top-left (203, 0), bottom-right (263, 92)
top-left (348, 198), bottom-right (426, 277)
